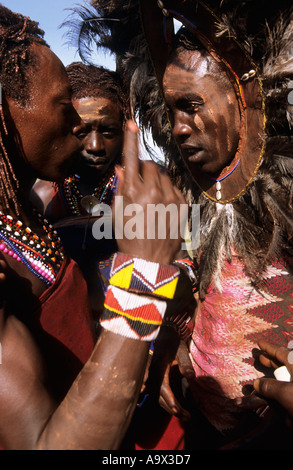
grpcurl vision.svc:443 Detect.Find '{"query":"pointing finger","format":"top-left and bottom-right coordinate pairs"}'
top-left (122, 120), bottom-right (140, 186)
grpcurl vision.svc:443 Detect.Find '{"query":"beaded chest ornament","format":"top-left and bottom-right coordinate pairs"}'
top-left (60, 170), bottom-right (117, 216)
top-left (0, 209), bottom-right (64, 287)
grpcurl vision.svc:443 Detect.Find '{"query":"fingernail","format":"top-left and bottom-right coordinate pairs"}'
top-left (253, 379), bottom-right (260, 389)
top-left (274, 365), bottom-right (291, 381)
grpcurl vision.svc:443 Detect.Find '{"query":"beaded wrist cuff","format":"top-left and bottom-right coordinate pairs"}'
top-left (100, 285), bottom-right (167, 341)
top-left (174, 258), bottom-right (199, 294)
top-left (109, 252), bottom-right (180, 300)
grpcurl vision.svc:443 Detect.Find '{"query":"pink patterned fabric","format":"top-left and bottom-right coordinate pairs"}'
top-left (190, 253), bottom-right (293, 431)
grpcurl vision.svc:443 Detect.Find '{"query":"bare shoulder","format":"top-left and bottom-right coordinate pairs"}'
top-left (0, 254), bottom-right (48, 382)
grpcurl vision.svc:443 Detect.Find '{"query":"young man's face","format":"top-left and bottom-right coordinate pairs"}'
top-left (163, 48), bottom-right (241, 178)
top-left (72, 96), bottom-right (123, 179)
top-left (6, 44), bottom-right (84, 183)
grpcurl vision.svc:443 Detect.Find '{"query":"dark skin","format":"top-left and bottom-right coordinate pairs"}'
top-left (163, 48), bottom-right (241, 178)
top-left (73, 96), bottom-right (124, 183)
top-left (30, 93), bottom-right (124, 324)
top-left (143, 331), bottom-right (195, 421)
top-left (30, 71), bottom-right (194, 420)
top-left (160, 47), bottom-right (269, 416)
top-left (254, 340), bottom-right (293, 420)
top-left (31, 60), bottom-right (198, 423)
top-left (32, 95), bottom-right (124, 215)
top-left (0, 43), bottom-right (185, 449)
top-left (112, 49), bottom-right (224, 422)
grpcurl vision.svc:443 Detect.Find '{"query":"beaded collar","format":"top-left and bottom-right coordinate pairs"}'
top-left (60, 169), bottom-right (117, 216)
top-left (0, 209), bottom-right (64, 287)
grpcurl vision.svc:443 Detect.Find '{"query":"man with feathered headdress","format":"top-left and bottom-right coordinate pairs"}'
top-left (68, 0), bottom-right (293, 449)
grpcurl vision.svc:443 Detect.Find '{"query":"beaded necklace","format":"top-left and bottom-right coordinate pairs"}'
top-left (0, 209), bottom-right (64, 287)
top-left (203, 159), bottom-right (240, 201)
top-left (60, 169), bottom-right (117, 216)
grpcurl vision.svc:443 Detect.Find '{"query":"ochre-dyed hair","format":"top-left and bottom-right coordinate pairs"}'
top-left (66, 62), bottom-right (129, 123)
top-left (0, 5), bottom-right (48, 215)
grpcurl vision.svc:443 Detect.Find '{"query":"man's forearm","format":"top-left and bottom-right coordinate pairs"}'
top-left (37, 329), bottom-right (149, 450)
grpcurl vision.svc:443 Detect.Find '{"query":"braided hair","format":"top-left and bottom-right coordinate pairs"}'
top-left (66, 62), bottom-right (129, 123)
top-left (0, 5), bottom-right (47, 214)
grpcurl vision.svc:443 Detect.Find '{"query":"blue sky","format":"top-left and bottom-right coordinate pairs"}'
top-left (1, 0), bottom-right (116, 68)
